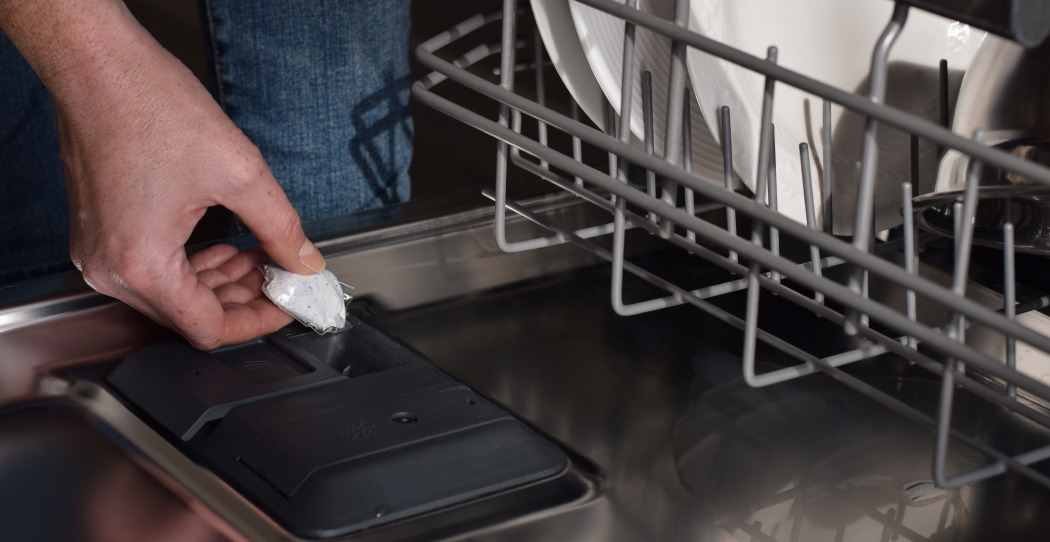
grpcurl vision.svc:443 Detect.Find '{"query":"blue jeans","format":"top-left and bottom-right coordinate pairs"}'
top-left (0, 0), bottom-right (412, 285)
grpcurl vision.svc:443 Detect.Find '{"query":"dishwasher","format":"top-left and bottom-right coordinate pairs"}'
top-left (3, 1), bottom-right (1050, 541)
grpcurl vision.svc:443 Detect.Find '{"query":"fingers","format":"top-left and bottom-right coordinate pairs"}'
top-left (220, 164), bottom-right (326, 276)
top-left (122, 249), bottom-right (290, 349)
top-left (87, 241), bottom-right (295, 350)
top-left (213, 268), bottom-right (265, 306)
top-left (195, 247), bottom-right (265, 290)
top-left (220, 297), bottom-right (295, 345)
top-left (188, 244), bottom-right (239, 273)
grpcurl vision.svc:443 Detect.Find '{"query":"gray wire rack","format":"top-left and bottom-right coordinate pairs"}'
top-left (412, 0), bottom-right (1050, 491)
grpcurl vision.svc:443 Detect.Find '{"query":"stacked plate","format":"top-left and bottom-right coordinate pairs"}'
top-left (532, 0), bottom-right (985, 232)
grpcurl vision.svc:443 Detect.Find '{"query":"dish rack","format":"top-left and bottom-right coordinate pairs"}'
top-left (412, 0), bottom-right (1050, 492)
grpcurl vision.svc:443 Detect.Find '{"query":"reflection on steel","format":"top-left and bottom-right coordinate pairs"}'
top-left (5, 191), bottom-right (1050, 539)
top-left (412, 0), bottom-right (1050, 493)
top-left (6, 1), bottom-right (1050, 538)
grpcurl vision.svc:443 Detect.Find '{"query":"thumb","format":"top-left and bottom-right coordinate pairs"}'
top-left (223, 176), bottom-right (326, 275)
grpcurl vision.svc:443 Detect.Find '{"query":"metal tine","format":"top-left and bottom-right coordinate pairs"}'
top-left (417, 38), bottom-right (1050, 377)
top-left (470, 91), bottom-right (1050, 421)
top-left (1005, 198), bottom-right (1017, 397)
top-left (683, 88), bottom-right (696, 242)
top-left (862, 215), bottom-right (870, 328)
top-left (658, 0), bottom-right (691, 239)
top-left (902, 181), bottom-right (917, 349)
top-left (534, 26), bottom-right (548, 170)
top-left (643, 71), bottom-right (658, 222)
top-left (769, 128), bottom-right (781, 284)
top-left (721, 106), bottom-right (738, 261)
top-left (508, 104), bottom-right (623, 249)
top-left (611, 0), bottom-right (652, 316)
top-left (938, 58), bottom-right (949, 159)
top-left (934, 130), bottom-right (986, 489)
top-left (570, 98), bottom-right (584, 187)
top-left (822, 99), bottom-right (834, 235)
top-left (491, 11), bottom-right (617, 252)
top-left (844, 3), bottom-right (909, 336)
top-left (605, 97), bottom-right (618, 179)
top-left (800, 142), bottom-right (823, 304)
top-left (951, 201), bottom-right (966, 372)
top-left (492, 0), bottom-right (523, 253)
top-left (490, 187), bottom-right (1050, 492)
top-left (742, 46), bottom-right (778, 387)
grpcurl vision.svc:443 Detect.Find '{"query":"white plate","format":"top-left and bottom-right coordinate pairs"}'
top-left (568, 0), bottom-right (727, 182)
top-left (687, 0), bottom-right (985, 232)
top-left (531, 0), bottom-right (610, 133)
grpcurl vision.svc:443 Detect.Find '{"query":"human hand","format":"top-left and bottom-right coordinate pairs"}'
top-left (1, 0), bottom-right (325, 348)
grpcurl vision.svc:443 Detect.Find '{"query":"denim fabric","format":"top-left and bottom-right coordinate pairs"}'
top-left (0, 30), bottom-right (75, 284)
top-left (202, 0), bottom-right (413, 226)
top-left (0, 0), bottom-right (412, 285)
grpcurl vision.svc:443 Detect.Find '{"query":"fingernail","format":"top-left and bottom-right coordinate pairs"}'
top-left (299, 239), bottom-right (326, 273)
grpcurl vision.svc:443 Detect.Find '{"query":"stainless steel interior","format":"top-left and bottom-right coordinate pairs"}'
top-left (2, 191), bottom-right (1049, 541)
top-left (6, 1), bottom-right (1050, 540)
top-left (411, 0), bottom-right (1050, 498)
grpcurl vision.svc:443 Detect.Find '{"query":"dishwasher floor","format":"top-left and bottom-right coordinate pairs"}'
top-left (4, 207), bottom-right (1050, 541)
top-left (360, 247), bottom-right (1050, 542)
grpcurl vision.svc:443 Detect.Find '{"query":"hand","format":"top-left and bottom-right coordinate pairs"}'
top-left (1, 0), bottom-right (326, 349)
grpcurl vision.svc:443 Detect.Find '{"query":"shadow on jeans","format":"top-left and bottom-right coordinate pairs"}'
top-left (349, 70), bottom-right (413, 206)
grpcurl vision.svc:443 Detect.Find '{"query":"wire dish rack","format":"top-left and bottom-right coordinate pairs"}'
top-left (411, 0), bottom-right (1050, 492)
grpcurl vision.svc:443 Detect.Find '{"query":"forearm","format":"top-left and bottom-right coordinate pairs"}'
top-left (0, 0), bottom-right (175, 118)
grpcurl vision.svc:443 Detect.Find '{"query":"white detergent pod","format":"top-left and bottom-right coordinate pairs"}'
top-left (259, 263), bottom-right (351, 334)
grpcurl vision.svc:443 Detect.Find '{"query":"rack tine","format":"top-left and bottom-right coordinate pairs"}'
top-left (658, 0), bottom-right (691, 239)
top-left (769, 129), bottom-right (781, 284)
top-left (612, 0), bottom-right (647, 316)
top-left (1005, 197), bottom-right (1017, 397)
top-left (902, 182), bottom-right (917, 349)
top-left (604, 97), bottom-right (618, 179)
top-left (534, 26), bottom-right (548, 170)
top-left (493, 0), bottom-right (520, 253)
top-left (643, 71), bottom-right (658, 222)
top-left (800, 142), bottom-right (823, 304)
top-left (938, 58), bottom-right (949, 159)
top-left (683, 88), bottom-right (696, 242)
top-left (742, 46), bottom-right (778, 387)
top-left (844, 3), bottom-right (909, 336)
top-left (570, 98), bottom-right (584, 187)
top-left (721, 106), bottom-right (738, 261)
top-left (934, 130), bottom-right (986, 489)
top-left (822, 99), bottom-right (833, 234)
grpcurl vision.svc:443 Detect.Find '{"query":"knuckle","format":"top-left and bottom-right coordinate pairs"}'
top-left (227, 149), bottom-right (268, 191)
top-left (270, 210), bottom-right (303, 243)
top-left (79, 264), bottom-right (111, 295)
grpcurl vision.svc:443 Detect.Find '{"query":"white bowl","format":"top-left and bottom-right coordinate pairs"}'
top-left (687, 0), bottom-right (985, 232)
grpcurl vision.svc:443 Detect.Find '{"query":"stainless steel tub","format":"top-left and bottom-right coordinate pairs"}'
top-left (1, 192), bottom-right (1048, 541)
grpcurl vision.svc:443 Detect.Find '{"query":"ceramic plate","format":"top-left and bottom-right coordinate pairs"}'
top-left (687, 0), bottom-right (985, 231)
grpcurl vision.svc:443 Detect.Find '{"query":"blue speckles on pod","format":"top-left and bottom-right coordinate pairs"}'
top-left (260, 263), bottom-right (348, 333)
